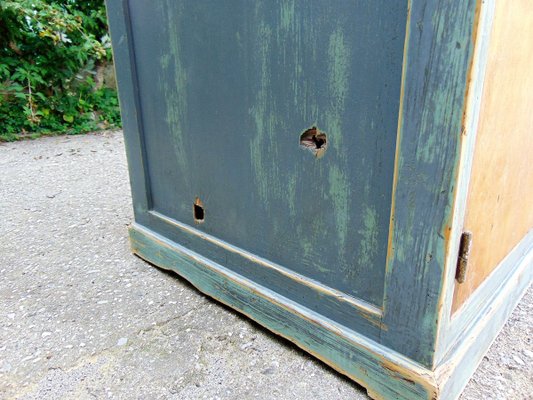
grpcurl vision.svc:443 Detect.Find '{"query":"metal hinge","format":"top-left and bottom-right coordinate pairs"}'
top-left (455, 231), bottom-right (473, 284)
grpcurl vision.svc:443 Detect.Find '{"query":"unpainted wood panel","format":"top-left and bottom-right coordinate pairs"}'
top-left (452, 0), bottom-right (533, 313)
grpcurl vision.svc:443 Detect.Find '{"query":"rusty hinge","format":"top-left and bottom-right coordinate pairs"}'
top-left (455, 231), bottom-right (473, 284)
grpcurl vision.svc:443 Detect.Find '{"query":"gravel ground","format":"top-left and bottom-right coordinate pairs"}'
top-left (0, 131), bottom-right (531, 400)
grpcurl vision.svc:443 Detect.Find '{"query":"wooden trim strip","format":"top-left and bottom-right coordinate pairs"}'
top-left (442, 230), bottom-right (533, 363)
top-left (149, 210), bottom-right (382, 317)
top-left (105, 0), bottom-right (153, 223)
top-left (381, 0), bottom-right (479, 367)
top-left (434, 0), bottom-right (496, 365)
top-left (435, 234), bottom-right (532, 399)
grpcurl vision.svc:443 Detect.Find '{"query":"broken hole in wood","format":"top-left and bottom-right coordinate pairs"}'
top-left (300, 127), bottom-right (328, 157)
top-left (193, 197), bottom-right (204, 223)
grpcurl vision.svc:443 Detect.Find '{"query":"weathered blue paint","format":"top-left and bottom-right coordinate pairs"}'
top-left (118, 0), bottom-right (408, 309)
top-left (105, 1), bottom-right (530, 398)
top-left (381, 0), bottom-right (478, 366)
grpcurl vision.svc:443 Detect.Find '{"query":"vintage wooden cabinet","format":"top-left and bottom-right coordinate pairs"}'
top-left (106, 1), bottom-right (533, 399)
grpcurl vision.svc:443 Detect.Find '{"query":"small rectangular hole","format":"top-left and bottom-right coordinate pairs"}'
top-left (193, 197), bottom-right (205, 223)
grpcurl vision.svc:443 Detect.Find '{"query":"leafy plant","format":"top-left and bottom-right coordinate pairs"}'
top-left (0, 0), bottom-right (121, 142)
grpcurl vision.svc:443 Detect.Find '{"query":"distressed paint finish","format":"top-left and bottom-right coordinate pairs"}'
top-left (107, 0), bottom-right (477, 362)
top-left (381, 0), bottom-right (478, 366)
top-left (104, 0), bottom-right (533, 398)
top-left (121, 0), bottom-right (407, 311)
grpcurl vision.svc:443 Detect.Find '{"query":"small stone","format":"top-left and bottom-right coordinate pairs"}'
top-left (7, 313), bottom-right (15, 320)
top-left (240, 342), bottom-right (254, 351)
top-left (117, 337), bottom-right (128, 346)
top-left (513, 355), bottom-right (525, 365)
top-left (0, 363), bottom-right (12, 373)
top-left (261, 365), bottom-right (276, 375)
top-left (522, 349), bottom-right (533, 359)
top-left (41, 331), bottom-right (52, 338)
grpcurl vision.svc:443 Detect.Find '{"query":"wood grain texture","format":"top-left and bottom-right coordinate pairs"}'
top-left (107, 0), bottom-right (478, 372)
top-left (434, 0), bottom-right (495, 364)
top-left (452, 0), bottom-right (533, 312)
top-left (381, 0), bottom-right (478, 367)
top-left (145, 208), bottom-right (385, 339)
top-left (129, 224), bottom-right (438, 400)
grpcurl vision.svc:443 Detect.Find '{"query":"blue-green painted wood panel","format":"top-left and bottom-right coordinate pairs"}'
top-left (381, 0), bottom-right (477, 366)
top-left (107, 0), bottom-right (479, 374)
top-left (125, 0), bottom-right (407, 308)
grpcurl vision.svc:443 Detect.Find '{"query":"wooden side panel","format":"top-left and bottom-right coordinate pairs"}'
top-left (452, 0), bottom-right (533, 312)
top-left (108, 0), bottom-right (478, 368)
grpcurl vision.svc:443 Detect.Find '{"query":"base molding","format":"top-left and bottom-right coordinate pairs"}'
top-left (129, 223), bottom-right (437, 400)
top-left (129, 223), bottom-right (531, 400)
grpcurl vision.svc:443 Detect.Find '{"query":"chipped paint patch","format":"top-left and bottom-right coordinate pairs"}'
top-left (160, 0), bottom-right (189, 181)
top-left (358, 205), bottom-right (379, 271)
top-left (328, 165), bottom-right (349, 251)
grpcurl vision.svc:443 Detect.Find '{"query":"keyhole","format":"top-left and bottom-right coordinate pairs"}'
top-left (300, 127), bottom-right (328, 157)
top-left (193, 197), bottom-right (205, 223)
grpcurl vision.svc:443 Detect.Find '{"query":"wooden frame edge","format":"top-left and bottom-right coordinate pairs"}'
top-left (105, 0), bottom-right (153, 223)
top-left (434, 0), bottom-right (496, 364)
top-left (381, 0), bottom-right (479, 366)
top-left (435, 236), bottom-right (532, 400)
top-left (445, 230), bottom-right (533, 358)
top-left (129, 223), bottom-right (438, 400)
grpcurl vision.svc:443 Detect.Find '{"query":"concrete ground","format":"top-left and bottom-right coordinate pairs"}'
top-left (0, 131), bottom-right (531, 400)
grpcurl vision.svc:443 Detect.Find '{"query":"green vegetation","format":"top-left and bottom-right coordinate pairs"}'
top-left (0, 0), bottom-right (121, 142)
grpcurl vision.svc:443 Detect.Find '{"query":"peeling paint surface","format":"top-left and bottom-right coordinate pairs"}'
top-left (124, 0), bottom-right (407, 309)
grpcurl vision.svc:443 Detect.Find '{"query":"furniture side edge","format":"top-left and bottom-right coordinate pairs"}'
top-left (434, 0), bottom-right (495, 363)
top-left (382, 0), bottom-right (479, 366)
top-left (442, 230), bottom-right (533, 360)
top-left (435, 238), bottom-right (532, 399)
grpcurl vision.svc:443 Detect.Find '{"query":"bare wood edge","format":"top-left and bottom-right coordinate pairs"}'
top-left (129, 223), bottom-right (438, 400)
top-left (454, 0), bottom-right (533, 310)
top-left (434, 239), bottom-right (532, 400)
top-left (385, 0), bottom-right (411, 278)
top-left (149, 210), bottom-right (382, 318)
top-left (434, 0), bottom-right (495, 365)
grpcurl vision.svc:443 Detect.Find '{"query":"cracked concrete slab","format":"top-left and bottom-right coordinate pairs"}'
top-left (0, 132), bottom-right (531, 400)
